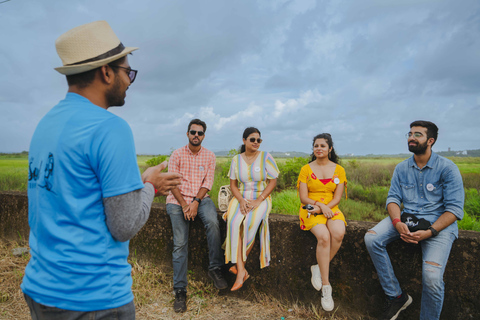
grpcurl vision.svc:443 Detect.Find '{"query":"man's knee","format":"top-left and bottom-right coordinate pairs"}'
top-left (423, 261), bottom-right (444, 289)
top-left (364, 230), bottom-right (377, 250)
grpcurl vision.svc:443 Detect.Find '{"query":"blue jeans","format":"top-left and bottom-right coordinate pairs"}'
top-left (364, 217), bottom-right (456, 320)
top-left (24, 294), bottom-right (135, 320)
top-left (167, 197), bottom-right (223, 290)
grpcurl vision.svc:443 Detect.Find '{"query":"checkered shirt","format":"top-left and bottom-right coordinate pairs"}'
top-left (166, 145), bottom-right (216, 205)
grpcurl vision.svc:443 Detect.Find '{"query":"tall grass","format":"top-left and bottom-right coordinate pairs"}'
top-left (0, 168), bottom-right (28, 192)
top-left (271, 189), bottom-right (301, 215)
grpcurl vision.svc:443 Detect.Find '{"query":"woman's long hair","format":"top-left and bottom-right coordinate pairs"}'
top-left (309, 133), bottom-right (339, 164)
top-left (239, 127), bottom-right (261, 153)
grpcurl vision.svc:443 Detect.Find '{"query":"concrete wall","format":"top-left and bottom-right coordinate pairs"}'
top-left (1, 191), bottom-right (479, 319)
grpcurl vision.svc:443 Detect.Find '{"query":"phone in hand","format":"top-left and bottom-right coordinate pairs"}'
top-left (302, 204), bottom-right (314, 210)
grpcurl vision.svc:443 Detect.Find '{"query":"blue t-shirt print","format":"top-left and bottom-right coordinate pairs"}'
top-left (29, 152), bottom-right (56, 194)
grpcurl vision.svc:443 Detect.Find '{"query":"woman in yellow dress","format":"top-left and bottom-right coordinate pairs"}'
top-left (297, 133), bottom-right (347, 312)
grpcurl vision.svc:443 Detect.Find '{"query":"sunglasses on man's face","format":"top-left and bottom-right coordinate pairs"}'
top-left (249, 137), bottom-right (262, 143)
top-left (110, 65), bottom-right (138, 83)
top-left (189, 130), bottom-right (204, 136)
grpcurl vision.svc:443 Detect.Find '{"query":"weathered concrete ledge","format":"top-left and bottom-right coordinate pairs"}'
top-left (1, 191), bottom-right (479, 319)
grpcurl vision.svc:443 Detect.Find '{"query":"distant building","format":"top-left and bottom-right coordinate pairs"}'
top-left (448, 147), bottom-right (451, 152)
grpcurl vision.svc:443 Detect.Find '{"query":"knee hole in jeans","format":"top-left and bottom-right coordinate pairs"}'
top-left (367, 230), bottom-right (376, 234)
top-left (425, 261), bottom-right (441, 267)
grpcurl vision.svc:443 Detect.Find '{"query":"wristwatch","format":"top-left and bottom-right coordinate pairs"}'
top-left (193, 197), bottom-right (202, 204)
top-left (428, 226), bottom-right (439, 237)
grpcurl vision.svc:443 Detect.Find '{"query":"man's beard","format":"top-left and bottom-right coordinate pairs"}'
top-left (105, 77), bottom-right (125, 107)
top-left (408, 140), bottom-right (428, 155)
top-left (189, 137), bottom-right (202, 147)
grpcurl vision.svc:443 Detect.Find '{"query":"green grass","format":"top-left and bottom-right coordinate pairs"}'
top-left (271, 189), bottom-right (301, 215)
top-left (458, 211), bottom-right (480, 232)
top-left (0, 159), bottom-right (28, 192)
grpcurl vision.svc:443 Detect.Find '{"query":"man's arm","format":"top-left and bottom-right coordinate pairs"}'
top-left (167, 151), bottom-right (191, 219)
top-left (105, 161), bottom-right (182, 242)
top-left (385, 166), bottom-right (417, 242)
top-left (188, 154), bottom-right (216, 220)
top-left (104, 185), bottom-right (154, 242)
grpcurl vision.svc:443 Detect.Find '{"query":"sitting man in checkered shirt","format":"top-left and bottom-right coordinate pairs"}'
top-left (166, 119), bottom-right (227, 313)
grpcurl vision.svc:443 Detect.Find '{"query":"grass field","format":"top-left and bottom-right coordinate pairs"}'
top-left (1, 154), bottom-right (479, 231)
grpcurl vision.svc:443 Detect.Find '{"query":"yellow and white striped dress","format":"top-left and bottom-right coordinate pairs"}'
top-left (223, 151), bottom-right (279, 268)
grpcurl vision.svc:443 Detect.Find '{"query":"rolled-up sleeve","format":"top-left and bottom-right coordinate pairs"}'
top-left (386, 166), bottom-right (402, 209)
top-left (442, 164), bottom-right (465, 220)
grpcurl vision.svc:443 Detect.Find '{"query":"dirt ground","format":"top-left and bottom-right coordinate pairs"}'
top-left (0, 239), bottom-right (357, 320)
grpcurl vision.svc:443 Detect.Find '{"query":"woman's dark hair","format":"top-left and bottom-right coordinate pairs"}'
top-left (239, 127), bottom-right (261, 153)
top-left (310, 133), bottom-right (339, 164)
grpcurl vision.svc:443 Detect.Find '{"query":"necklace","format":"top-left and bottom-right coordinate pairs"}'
top-left (244, 151), bottom-right (258, 162)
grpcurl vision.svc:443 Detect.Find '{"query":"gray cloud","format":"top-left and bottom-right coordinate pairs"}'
top-left (0, 0), bottom-right (479, 155)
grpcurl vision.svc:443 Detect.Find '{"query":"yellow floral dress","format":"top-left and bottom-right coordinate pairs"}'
top-left (296, 164), bottom-right (347, 230)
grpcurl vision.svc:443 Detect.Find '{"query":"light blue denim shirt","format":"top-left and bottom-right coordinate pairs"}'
top-left (386, 152), bottom-right (464, 238)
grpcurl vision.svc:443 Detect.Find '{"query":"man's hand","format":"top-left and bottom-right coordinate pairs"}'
top-left (142, 161), bottom-right (182, 196)
top-left (401, 229), bottom-right (432, 244)
top-left (186, 201), bottom-right (199, 221)
top-left (396, 222), bottom-right (431, 244)
top-left (182, 203), bottom-right (190, 220)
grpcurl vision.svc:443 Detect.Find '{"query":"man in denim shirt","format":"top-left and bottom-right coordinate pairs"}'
top-left (364, 121), bottom-right (464, 320)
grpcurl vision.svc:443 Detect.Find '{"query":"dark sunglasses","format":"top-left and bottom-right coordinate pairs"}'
top-left (189, 130), bottom-right (204, 136)
top-left (249, 137), bottom-right (262, 143)
top-left (110, 65), bottom-right (138, 83)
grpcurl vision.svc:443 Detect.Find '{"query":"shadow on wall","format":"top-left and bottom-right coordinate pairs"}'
top-left (1, 192), bottom-right (479, 319)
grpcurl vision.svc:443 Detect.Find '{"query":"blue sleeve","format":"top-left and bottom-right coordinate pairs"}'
top-left (386, 165), bottom-right (402, 209)
top-left (442, 163), bottom-right (465, 220)
top-left (89, 117), bottom-right (144, 198)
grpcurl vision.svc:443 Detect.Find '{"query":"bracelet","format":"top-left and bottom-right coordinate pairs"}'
top-left (260, 194), bottom-right (266, 200)
top-left (144, 181), bottom-right (157, 194)
top-left (314, 201), bottom-right (319, 207)
top-left (392, 218), bottom-right (400, 227)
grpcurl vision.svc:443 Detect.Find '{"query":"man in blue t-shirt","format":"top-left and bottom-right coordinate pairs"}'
top-left (21, 21), bottom-right (182, 319)
top-left (364, 121), bottom-right (464, 320)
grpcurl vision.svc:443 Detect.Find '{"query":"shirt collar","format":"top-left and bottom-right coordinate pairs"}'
top-left (408, 151), bottom-right (437, 169)
top-left (185, 144), bottom-right (203, 156)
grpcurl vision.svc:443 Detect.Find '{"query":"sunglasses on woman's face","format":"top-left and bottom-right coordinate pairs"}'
top-left (189, 130), bottom-right (204, 136)
top-left (249, 138), bottom-right (262, 143)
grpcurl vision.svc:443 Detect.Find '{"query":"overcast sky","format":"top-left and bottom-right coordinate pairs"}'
top-left (1, 0), bottom-right (479, 156)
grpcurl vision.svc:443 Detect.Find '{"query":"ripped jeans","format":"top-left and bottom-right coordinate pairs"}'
top-left (364, 217), bottom-right (456, 320)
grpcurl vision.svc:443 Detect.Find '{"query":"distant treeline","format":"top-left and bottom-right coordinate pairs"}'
top-left (0, 151), bottom-right (28, 158)
top-left (343, 149), bottom-right (480, 159)
top-left (2, 149), bottom-right (480, 158)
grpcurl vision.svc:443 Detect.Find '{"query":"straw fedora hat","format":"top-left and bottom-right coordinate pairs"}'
top-left (54, 21), bottom-right (138, 75)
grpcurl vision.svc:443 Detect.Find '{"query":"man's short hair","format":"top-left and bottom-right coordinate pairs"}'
top-left (188, 119), bottom-right (207, 132)
top-left (66, 56), bottom-right (127, 88)
top-left (410, 120), bottom-right (438, 146)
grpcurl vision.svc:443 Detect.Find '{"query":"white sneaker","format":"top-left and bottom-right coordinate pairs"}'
top-left (321, 284), bottom-right (334, 312)
top-left (310, 264), bottom-right (322, 291)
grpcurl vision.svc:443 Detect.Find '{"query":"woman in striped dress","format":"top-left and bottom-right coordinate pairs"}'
top-left (224, 127), bottom-right (279, 291)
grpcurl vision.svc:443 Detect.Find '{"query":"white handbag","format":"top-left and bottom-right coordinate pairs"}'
top-left (217, 185), bottom-right (233, 212)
